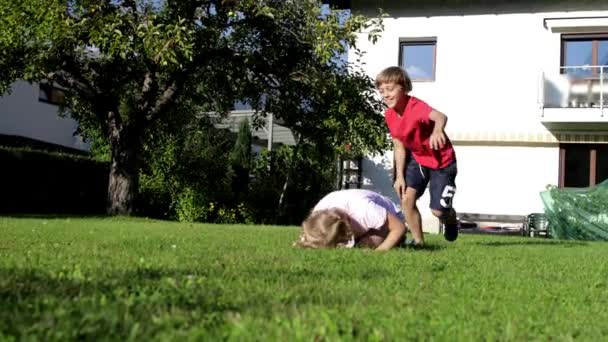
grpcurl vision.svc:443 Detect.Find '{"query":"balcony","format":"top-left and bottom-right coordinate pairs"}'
top-left (540, 66), bottom-right (608, 124)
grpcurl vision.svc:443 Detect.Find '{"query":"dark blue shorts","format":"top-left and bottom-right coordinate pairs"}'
top-left (406, 158), bottom-right (457, 211)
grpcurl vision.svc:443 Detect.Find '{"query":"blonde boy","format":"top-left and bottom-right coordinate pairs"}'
top-left (376, 66), bottom-right (459, 243)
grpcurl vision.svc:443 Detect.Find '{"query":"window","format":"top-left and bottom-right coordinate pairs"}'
top-left (39, 83), bottom-right (66, 106)
top-left (560, 34), bottom-right (608, 107)
top-left (597, 145), bottom-right (608, 184)
top-left (399, 39), bottom-right (437, 81)
top-left (560, 144), bottom-right (608, 187)
top-left (561, 34), bottom-right (608, 77)
top-left (562, 144), bottom-right (590, 187)
top-left (233, 101), bottom-right (252, 111)
top-left (340, 157), bottom-right (362, 189)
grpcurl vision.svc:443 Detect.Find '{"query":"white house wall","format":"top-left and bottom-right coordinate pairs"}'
top-left (352, 10), bottom-right (608, 229)
top-left (0, 81), bottom-right (85, 150)
top-left (362, 145), bottom-right (559, 232)
top-left (453, 145), bottom-right (559, 215)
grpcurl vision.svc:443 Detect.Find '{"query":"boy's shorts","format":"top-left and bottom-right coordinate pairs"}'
top-left (405, 158), bottom-right (457, 211)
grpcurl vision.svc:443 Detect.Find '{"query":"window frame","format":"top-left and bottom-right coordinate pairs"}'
top-left (398, 37), bottom-right (437, 82)
top-left (340, 156), bottom-right (363, 189)
top-left (560, 33), bottom-right (608, 77)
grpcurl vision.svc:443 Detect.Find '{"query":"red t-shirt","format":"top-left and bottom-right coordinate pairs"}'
top-left (385, 96), bottom-right (456, 169)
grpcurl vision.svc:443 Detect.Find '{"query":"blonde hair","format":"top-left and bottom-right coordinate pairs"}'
top-left (375, 66), bottom-right (412, 92)
top-left (295, 209), bottom-right (355, 249)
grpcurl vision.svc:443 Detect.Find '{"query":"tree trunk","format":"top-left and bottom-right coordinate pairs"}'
top-left (277, 135), bottom-right (302, 222)
top-left (107, 125), bottom-right (140, 216)
top-left (277, 173), bottom-right (290, 219)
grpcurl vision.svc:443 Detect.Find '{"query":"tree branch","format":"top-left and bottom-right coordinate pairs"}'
top-left (46, 70), bottom-right (92, 98)
top-left (145, 80), bottom-right (178, 123)
top-left (138, 71), bottom-right (157, 112)
top-left (47, 57), bottom-right (119, 137)
top-left (122, 0), bottom-right (138, 12)
top-left (106, 108), bottom-right (123, 140)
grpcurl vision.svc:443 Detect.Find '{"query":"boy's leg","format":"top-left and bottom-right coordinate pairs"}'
top-left (428, 161), bottom-right (458, 241)
top-left (403, 159), bottom-right (430, 244)
top-left (402, 187), bottom-right (424, 244)
top-left (431, 207), bottom-right (458, 241)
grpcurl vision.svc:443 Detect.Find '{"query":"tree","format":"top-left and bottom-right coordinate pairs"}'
top-left (230, 3), bottom-right (390, 216)
top-left (0, 0), bottom-right (386, 215)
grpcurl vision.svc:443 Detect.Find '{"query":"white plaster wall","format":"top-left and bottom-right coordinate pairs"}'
top-left (362, 145), bottom-right (560, 233)
top-left (0, 81), bottom-right (85, 150)
top-left (452, 145), bottom-right (559, 215)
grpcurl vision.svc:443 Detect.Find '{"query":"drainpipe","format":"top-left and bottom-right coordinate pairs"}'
top-left (601, 67), bottom-right (604, 118)
top-left (267, 113), bottom-right (273, 151)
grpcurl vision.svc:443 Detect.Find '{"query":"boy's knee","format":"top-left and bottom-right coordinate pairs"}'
top-left (431, 209), bottom-right (448, 219)
top-left (402, 196), bottom-right (417, 211)
top-left (432, 208), bottom-right (456, 222)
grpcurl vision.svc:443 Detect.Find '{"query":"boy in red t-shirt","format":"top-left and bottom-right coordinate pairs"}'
top-left (376, 66), bottom-right (458, 244)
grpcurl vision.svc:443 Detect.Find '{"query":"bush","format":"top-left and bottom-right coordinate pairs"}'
top-left (0, 147), bottom-right (108, 214)
top-left (138, 118), bottom-right (236, 222)
top-left (246, 144), bottom-right (338, 225)
top-left (139, 122), bottom-right (338, 225)
top-left (174, 187), bottom-right (210, 223)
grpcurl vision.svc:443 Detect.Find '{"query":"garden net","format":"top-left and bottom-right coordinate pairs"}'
top-left (541, 180), bottom-right (608, 241)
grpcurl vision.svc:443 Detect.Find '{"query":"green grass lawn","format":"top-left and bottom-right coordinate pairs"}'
top-left (1, 217), bottom-right (608, 341)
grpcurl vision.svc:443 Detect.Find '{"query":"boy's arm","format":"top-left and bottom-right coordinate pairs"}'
top-left (376, 212), bottom-right (406, 251)
top-left (393, 138), bottom-right (407, 198)
top-left (429, 110), bottom-right (448, 131)
top-left (429, 110), bottom-right (448, 150)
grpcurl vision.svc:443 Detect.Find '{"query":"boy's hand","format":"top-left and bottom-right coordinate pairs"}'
top-left (429, 131), bottom-right (446, 150)
top-left (393, 176), bottom-right (406, 200)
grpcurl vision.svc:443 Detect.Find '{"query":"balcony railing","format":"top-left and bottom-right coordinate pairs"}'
top-left (540, 65), bottom-right (607, 117)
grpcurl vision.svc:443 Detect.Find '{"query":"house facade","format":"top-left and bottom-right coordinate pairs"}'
top-left (349, 1), bottom-right (608, 231)
top-left (0, 81), bottom-right (297, 152)
top-left (0, 81), bottom-right (86, 150)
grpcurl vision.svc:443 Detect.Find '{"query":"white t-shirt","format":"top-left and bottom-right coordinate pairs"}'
top-left (313, 189), bottom-right (403, 233)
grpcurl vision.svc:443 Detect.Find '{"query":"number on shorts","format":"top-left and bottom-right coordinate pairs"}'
top-left (439, 185), bottom-right (456, 208)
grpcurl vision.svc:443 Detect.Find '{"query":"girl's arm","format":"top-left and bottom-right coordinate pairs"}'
top-left (376, 212), bottom-right (406, 251)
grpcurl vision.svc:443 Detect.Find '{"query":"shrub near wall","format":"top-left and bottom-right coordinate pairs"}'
top-left (0, 147), bottom-right (108, 215)
top-left (246, 145), bottom-right (338, 225)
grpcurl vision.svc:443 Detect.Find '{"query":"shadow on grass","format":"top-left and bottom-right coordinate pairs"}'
top-left (0, 261), bottom-right (418, 340)
top-left (0, 214), bottom-right (175, 223)
top-left (0, 265), bottom-right (358, 312)
top-left (399, 244), bottom-right (446, 252)
top-left (1, 213), bottom-right (110, 220)
top-left (0, 267), bottom-right (241, 339)
top-left (475, 240), bottom-right (588, 247)
top-left (0, 267), bottom-right (235, 309)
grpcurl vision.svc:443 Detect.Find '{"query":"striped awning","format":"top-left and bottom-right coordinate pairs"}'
top-left (450, 131), bottom-right (608, 144)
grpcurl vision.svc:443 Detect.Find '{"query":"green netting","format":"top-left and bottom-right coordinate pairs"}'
top-left (541, 180), bottom-right (608, 241)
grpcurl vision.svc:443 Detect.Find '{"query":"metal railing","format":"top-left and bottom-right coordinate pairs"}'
top-left (540, 65), bottom-right (607, 117)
